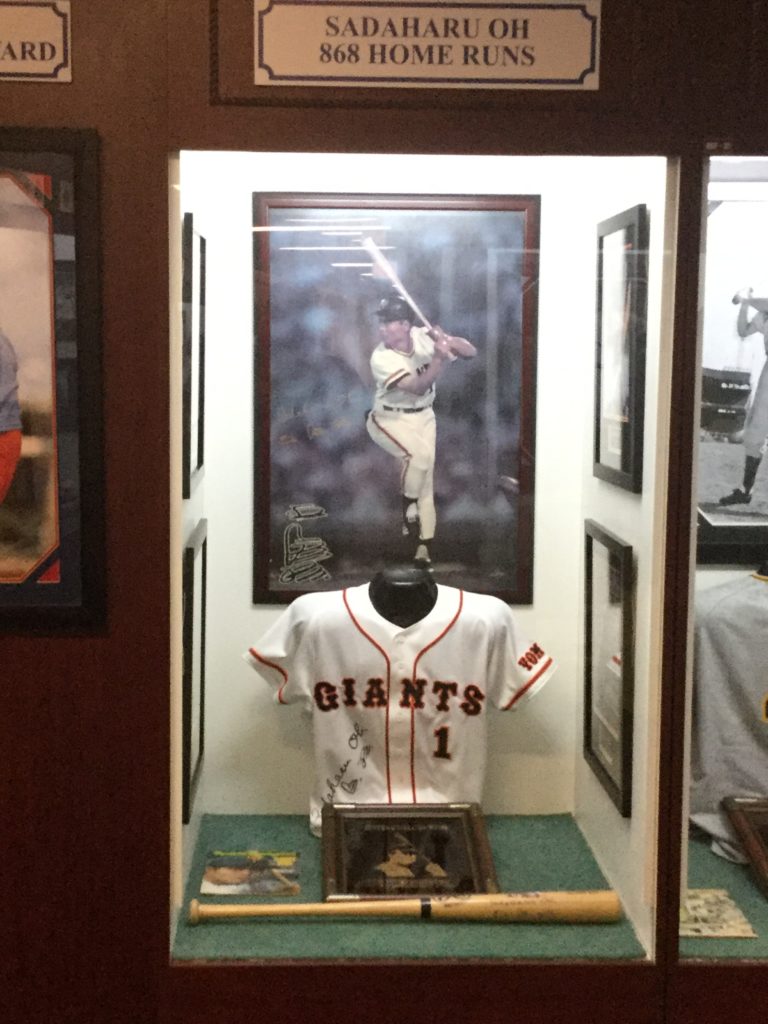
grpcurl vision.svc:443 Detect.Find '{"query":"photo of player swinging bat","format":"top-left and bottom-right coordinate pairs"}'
top-left (188, 890), bottom-right (622, 926)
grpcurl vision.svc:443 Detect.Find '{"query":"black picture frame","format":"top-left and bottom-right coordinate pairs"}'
top-left (723, 796), bottom-right (768, 899)
top-left (0, 128), bottom-right (104, 631)
top-left (252, 191), bottom-right (541, 604)
top-left (321, 802), bottom-right (498, 900)
top-left (695, 196), bottom-right (768, 564)
top-left (182, 518), bottom-right (207, 824)
top-left (584, 519), bottom-right (635, 817)
top-left (593, 204), bottom-right (649, 493)
top-left (182, 212), bottom-right (206, 499)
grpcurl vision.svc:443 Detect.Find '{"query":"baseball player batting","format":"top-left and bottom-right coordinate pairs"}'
top-left (244, 582), bottom-right (556, 835)
top-left (719, 287), bottom-right (768, 506)
top-left (366, 294), bottom-right (477, 569)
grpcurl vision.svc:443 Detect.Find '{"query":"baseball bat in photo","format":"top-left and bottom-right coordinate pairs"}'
top-left (188, 890), bottom-right (622, 926)
top-left (361, 237), bottom-right (434, 331)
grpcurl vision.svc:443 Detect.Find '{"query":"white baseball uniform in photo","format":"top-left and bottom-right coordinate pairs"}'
top-left (743, 327), bottom-right (768, 458)
top-left (366, 326), bottom-right (437, 539)
top-left (689, 573), bottom-right (768, 862)
top-left (245, 582), bottom-right (556, 834)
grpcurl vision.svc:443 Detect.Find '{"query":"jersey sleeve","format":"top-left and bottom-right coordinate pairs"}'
top-left (243, 596), bottom-right (315, 708)
top-left (485, 603), bottom-right (556, 711)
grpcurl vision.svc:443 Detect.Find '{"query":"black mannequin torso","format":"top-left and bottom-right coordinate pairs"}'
top-left (368, 568), bottom-right (438, 627)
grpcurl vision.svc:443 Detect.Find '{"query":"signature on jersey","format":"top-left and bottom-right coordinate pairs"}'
top-left (324, 723), bottom-right (371, 802)
top-left (278, 503), bottom-right (333, 584)
top-left (324, 759), bottom-right (359, 802)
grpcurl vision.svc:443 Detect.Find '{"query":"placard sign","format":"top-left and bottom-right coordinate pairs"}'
top-left (0, 1), bottom-right (71, 81)
top-left (254, 1), bottom-right (600, 90)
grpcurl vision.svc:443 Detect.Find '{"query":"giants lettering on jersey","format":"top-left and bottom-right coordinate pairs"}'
top-left (313, 677), bottom-right (486, 717)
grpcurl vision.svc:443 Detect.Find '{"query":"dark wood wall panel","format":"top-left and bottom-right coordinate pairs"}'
top-left (2, 2), bottom-right (767, 1022)
top-left (1, 4), bottom-right (170, 1024)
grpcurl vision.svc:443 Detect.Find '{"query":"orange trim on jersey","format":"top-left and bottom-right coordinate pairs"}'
top-left (248, 647), bottom-right (289, 704)
top-left (408, 590), bottom-right (464, 802)
top-left (503, 656), bottom-right (553, 710)
top-left (343, 588), bottom-right (393, 803)
top-left (384, 369), bottom-right (410, 390)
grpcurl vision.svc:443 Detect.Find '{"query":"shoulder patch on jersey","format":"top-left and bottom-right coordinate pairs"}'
top-left (517, 642), bottom-right (548, 673)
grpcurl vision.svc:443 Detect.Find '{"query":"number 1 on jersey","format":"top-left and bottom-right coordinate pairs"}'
top-left (433, 725), bottom-right (451, 759)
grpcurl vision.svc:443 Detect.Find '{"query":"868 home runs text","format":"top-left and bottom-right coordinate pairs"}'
top-left (319, 41), bottom-right (536, 68)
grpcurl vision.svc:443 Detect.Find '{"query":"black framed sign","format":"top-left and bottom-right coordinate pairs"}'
top-left (593, 203), bottom-right (649, 493)
top-left (321, 802), bottom-right (498, 900)
top-left (584, 519), bottom-right (635, 817)
top-left (182, 212), bottom-right (206, 499)
top-left (252, 191), bottom-right (540, 603)
top-left (182, 518), bottom-right (207, 824)
top-left (0, 128), bottom-right (104, 631)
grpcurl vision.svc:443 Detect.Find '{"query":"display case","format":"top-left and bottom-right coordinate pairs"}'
top-left (170, 149), bottom-right (674, 967)
top-left (678, 155), bottom-right (768, 960)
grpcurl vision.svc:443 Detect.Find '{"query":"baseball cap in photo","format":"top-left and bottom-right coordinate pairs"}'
top-left (389, 831), bottom-right (416, 852)
top-left (375, 295), bottom-right (415, 323)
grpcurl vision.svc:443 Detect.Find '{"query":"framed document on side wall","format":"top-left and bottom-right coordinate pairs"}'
top-left (593, 204), bottom-right (649, 493)
top-left (182, 518), bottom-right (207, 824)
top-left (182, 212), bottom-right (206, 498)
top-left (584, 519), bottom-right (635, 817)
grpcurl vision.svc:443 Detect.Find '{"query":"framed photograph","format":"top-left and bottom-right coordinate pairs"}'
top-left (723, 797), bottom-right (768, 899)
top-left (182, 518), bottom-right (207, 824)
top-left (182, 212), bottom-right (206, 498)
top-left (0, 128), bottom-right (104, 630)
top-left (696, 193), bottom-right (768, 564)
top-left (583, 519), bottom-right (635, 817)
top-left (593, 204), bottom-right (649, 493)
top-left (321, 802), bottom-right (498, 900)
top-left (253, 192), bottom-right (540, 603)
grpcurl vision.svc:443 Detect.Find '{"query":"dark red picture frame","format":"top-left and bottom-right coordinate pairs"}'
top-left (252, 191), bottom-right (540, 603)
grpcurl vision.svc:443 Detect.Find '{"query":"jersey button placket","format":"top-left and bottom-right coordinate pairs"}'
top-left (389, 636), bottom-right (412, 799)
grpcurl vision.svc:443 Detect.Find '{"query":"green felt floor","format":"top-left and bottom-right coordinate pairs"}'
top-left (172, 814), bottom-right (644, 961)
top-left (680, 831), bottom-right (768, 960)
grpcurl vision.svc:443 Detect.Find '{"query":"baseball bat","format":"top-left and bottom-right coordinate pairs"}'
top-left (361, 237), bottom-right (434, 331)
top-left (188, 890), bottom-right (621, 926)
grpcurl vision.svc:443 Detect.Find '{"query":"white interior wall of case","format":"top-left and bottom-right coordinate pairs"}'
top-left (174, 152), bottom-right (669, 951)
top-left (574, 160), bottom-right (673, 955)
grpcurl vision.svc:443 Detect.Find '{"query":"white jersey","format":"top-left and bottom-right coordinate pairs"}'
top-left (690, 573), bottom-right (768, 860)
top-left (245, 583), bottom-right (556, 833)
top-left (370, 326), bottom-right (436, 412)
